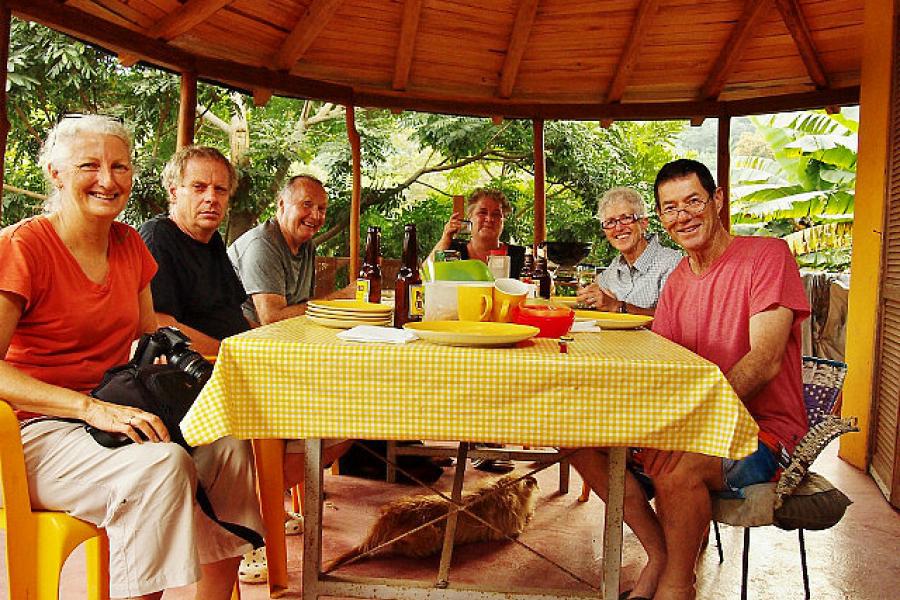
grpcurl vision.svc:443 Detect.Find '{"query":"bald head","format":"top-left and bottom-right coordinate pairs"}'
top-left (276, 176), bottom-right (328, 253)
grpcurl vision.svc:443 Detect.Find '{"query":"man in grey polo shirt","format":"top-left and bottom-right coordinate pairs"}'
top-left (577, 186), bottom-right (682, 315)
top-left (228, 174), bottom-right (353, 583)
top-left (228, 175), bottom-right (325, 325)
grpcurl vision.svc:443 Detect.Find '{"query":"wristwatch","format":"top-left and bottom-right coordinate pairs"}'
top-left (618, 301), bottom-right (628, 314)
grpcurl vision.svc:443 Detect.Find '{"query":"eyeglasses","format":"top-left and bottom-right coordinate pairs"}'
top-left (601, 214), bottom-right (644, 230)
top-left (659, 196), bottom-right (711, 222)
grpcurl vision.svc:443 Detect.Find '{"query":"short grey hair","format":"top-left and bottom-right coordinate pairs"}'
top-left (38, 115), bottom-right (133, 212)
top-left (277, 174), bottom-right (326, 202)
top-left (161, 145), bottom-right (238, 198)
top-left (598, 187), bottom-right (646, 219)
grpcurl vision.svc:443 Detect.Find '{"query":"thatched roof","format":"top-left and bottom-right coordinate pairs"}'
top-left (10, 0), bottom-right (862, 119)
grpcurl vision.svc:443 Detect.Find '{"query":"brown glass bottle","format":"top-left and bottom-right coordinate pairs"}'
top-left (356, 226), bottom-right (382, 303)
top-left (534, 246), bottom-right (552, 299)
top-left (394, 224), bottom-right (423, 328)
top-left (520, 246), bottom-right (534, 283)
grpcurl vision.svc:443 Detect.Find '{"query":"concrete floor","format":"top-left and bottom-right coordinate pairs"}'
top-left (2, 443), bottom-right (898, 599)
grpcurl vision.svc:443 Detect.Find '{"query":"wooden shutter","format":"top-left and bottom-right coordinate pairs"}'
top-left (871, 7), bottom-right (900, 507)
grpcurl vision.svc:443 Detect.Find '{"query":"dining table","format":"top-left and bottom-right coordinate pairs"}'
top-left (181, 315), bottom-right (758, 599)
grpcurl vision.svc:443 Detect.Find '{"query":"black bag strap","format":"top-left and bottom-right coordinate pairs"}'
top-left (195, 486), bottom-right (265, 548)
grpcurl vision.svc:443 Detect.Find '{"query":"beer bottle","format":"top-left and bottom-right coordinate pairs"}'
top-left (534, 246), bottom-right (552, 299)
top-left (520, 246), bottom-right (534, 283)
top-left (394, 224), bottom-right (424, 328)
top-left (356, 226), bottom-right (382, 303)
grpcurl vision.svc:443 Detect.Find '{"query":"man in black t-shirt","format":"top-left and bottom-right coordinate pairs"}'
top-left (139, 146), bottom-right (250, 355)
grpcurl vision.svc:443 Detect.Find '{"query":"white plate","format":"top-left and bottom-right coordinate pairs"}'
top-left (403, 321), bottom-right (539, 348)
top-left (307, 315), bottom-right (392, 329)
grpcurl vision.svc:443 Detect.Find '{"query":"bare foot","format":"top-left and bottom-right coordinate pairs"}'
top-left (630, 556), bottom-right (663, 599)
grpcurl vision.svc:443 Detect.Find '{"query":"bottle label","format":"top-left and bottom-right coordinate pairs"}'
top-left (355, 279), bottom-right (371, 302)
top-left (408, 284), bottom-right (424, 317)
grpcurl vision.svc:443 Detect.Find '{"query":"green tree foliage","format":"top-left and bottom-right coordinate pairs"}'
top-left (731, 111), bottom-right (857, 270)
top-left (2, 20), bottom-right (684, 269)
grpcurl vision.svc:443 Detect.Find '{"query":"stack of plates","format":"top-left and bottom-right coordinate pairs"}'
top-left (306, 300), bottom-right (393, 329)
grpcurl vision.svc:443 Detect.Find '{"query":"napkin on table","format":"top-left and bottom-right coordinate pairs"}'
top-left (337, 325), bottom-right (419, 344)
top-left (569, 320), bottom-right (602, 333)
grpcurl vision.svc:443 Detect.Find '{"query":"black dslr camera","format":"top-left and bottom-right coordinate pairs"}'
top-left (134, 326), bottom-right (213, 384)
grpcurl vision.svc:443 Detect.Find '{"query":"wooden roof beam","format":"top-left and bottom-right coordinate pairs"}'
top-left (146, 0), bottom-right (234, 41)
top-left (9, 0), bottom-right (859, 122)
top-left (498, 0), bottom-right (540, 99)
top-left (273, 0), bottom-right (344, 72)
top-left (119, 0), bottom-right (234, 66)
top-left (605, 0), bottom-right (660, 103)
top-left (774, 0), bottom-right (830, 88)
top-left (699, 0), bottom-right (771, 101)
top-left (392, 0), bottom-right (423, 91)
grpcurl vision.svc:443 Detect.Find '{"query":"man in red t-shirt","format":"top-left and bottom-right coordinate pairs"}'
top-left (570, 159), bottom-right (810, 600)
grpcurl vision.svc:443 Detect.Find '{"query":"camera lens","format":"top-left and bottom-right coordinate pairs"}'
top-left (169, 349), bottom-right (213, 384)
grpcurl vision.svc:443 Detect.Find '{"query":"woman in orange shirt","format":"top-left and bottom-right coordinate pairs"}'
top-left (0, 115), bottom-right (262, 600)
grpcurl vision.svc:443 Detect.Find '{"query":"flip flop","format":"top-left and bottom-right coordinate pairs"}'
top-left (238, 547), bottom-right (267, 584)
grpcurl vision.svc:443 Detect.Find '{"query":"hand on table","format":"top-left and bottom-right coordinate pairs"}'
top-left (576, 282), bottom-right (619, 311)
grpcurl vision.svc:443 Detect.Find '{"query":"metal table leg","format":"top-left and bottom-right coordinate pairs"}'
top-left (302, 438), bottom-right (324, 600)
top-left (602, 447), bottom-right (626, 600)
top-left (436, 442), bottom-right (469, 587)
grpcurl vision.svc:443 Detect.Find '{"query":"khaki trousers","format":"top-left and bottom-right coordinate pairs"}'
top-left (20, 420), bottom-right (263, 598)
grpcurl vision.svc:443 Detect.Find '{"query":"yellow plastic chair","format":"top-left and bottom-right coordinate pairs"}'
top-left (1, 400), bottom-right (243, 600)
top-left (0, 399), bottom-right (110, 600)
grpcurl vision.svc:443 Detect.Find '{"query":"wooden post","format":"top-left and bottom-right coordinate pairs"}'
top-left (346, 105), bottom-right (361, 279)
top-left (717, 116), bottom-right (731, 231)
top-left (0, 3), bottom-right (11, 225)
top-left (176, 71), bottom-right (197, 149)
top-left (533, 119), bottom-right (546, 246)
top-left (840, 0), bottom-right (894, 470)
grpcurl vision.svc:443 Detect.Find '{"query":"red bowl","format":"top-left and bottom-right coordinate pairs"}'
top-left (513, 304), bottom-right (575, 338)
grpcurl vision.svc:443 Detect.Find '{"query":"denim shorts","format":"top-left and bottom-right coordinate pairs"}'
top-left (627, 440), bottom-right (778, 501)
top-left (718, 440), bottom-right (779, 499)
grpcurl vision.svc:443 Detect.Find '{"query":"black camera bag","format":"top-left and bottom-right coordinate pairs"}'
top-left (86, 358), bottom-right (264, 548)
top-left (87, 362), bottom-right (199, 449)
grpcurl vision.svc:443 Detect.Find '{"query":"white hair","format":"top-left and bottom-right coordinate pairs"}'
top-left (278, 174), bottom-right (326, 202)
top-left (38, 115), bottom-right (133, 212)
top-left (597, 187), bottom-right (646, 219)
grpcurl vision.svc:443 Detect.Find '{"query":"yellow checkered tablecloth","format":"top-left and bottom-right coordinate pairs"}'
top-left (181, 317), bottom-right (758, 459)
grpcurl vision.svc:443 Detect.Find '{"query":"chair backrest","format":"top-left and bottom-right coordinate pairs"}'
top-left (0, 399), bottom-right (40, 597)
top-left (801, 356), bottom-right (848, 427)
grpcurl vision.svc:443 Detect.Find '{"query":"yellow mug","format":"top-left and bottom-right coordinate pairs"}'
top-left (457, 285), bottom-right (494, 321)
top-left (492, 278), bottom-right (529, 322)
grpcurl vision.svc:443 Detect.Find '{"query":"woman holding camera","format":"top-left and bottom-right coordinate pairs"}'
top-left (0, 115), bottom-right (262, 599)
top-left (429, 188), bottom-right (525, 278)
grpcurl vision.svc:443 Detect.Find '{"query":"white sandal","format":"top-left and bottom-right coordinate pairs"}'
top-left (285, 512), bottom-right (304, 535)
top-left (238, 547), bottom-right (267, 584)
